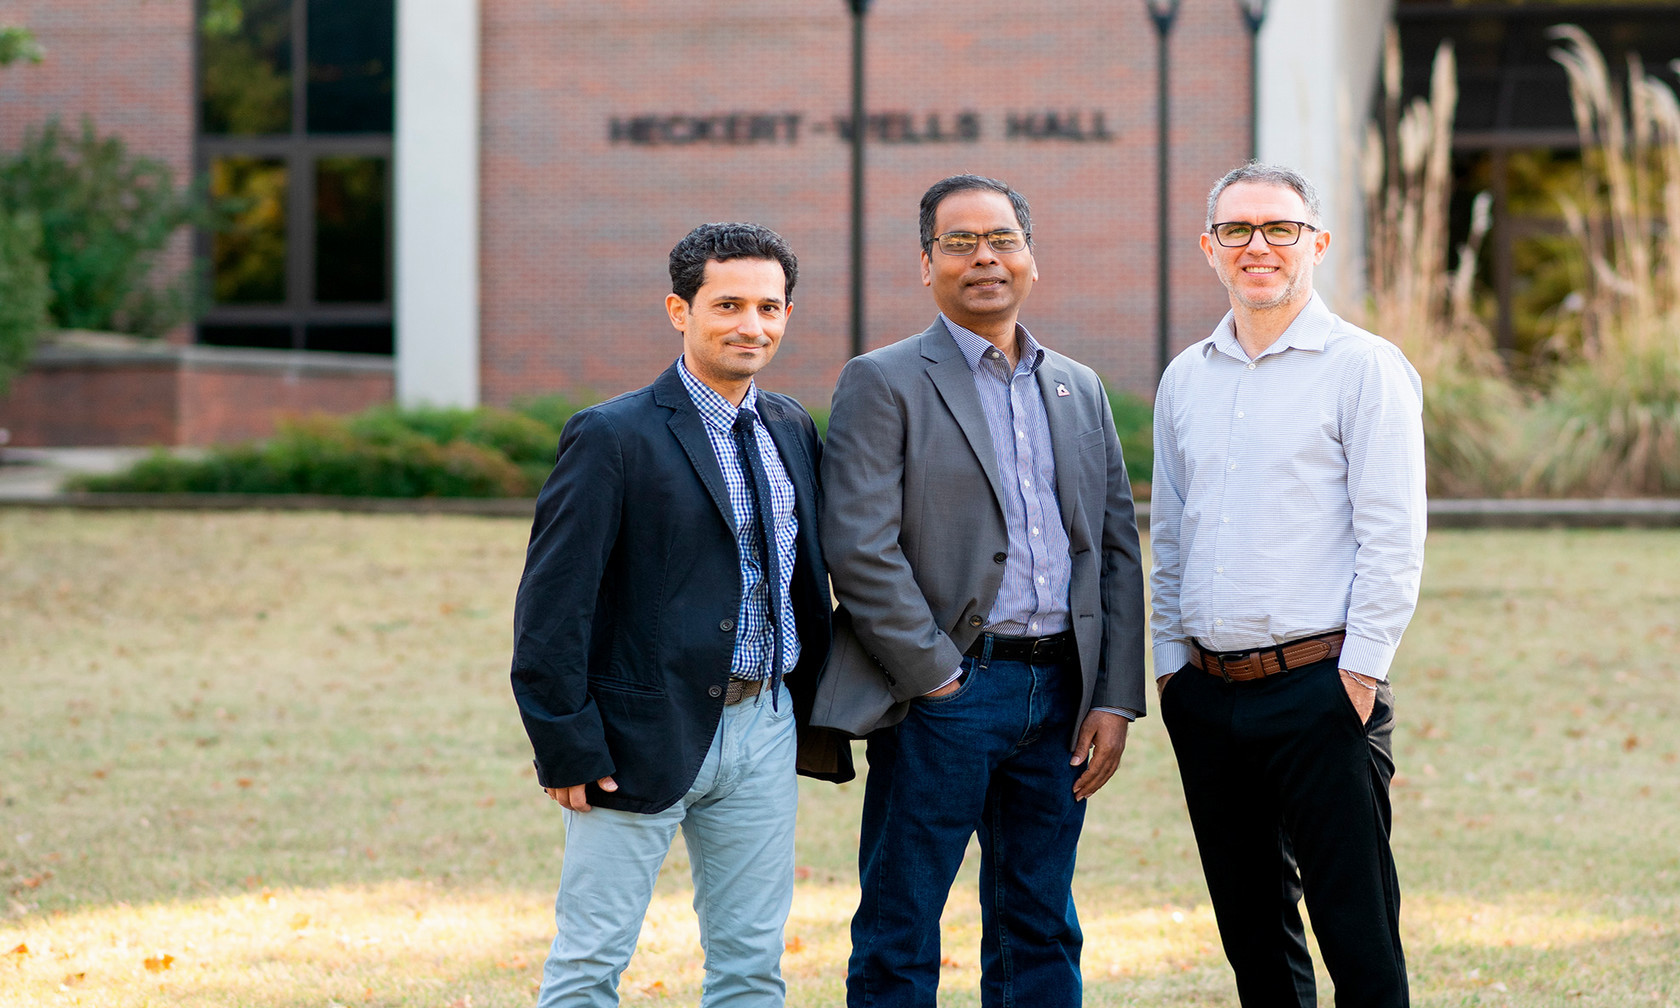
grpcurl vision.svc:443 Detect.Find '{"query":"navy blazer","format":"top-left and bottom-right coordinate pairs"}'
top-left (511, 361), bottom-right (843, 814)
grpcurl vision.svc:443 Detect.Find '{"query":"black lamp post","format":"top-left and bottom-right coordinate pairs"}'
top-left (1146, 0), bottom-right (1181, 380)
top-left (1237, 0), bottom-right (1269, 161)
top-left (846, 0), bottom-right (873, 359)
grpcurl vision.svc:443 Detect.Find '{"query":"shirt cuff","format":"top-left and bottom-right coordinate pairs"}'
top-left (1338, 633), bottom-right (1396, 680)
top-left (1090, 706), bottom-right (1139, 721)
top-left (1153, 640), bottom-right (1191, 679)
top-left (931, 665), bottom-right (964, 692)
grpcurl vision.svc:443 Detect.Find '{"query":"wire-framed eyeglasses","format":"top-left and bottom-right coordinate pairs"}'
top-left (931, 229), bottom-right (1030, 256)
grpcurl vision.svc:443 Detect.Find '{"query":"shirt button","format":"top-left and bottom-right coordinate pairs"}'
top-left (719, 618), bottom-right (734, 631)
top-left (1016, 429), bottom-right (1025, 439)
top-left (1246, 362), bottom-right (1256, 370)
top-left (1214, 618), bottom-right (1224, 626)
top-left (1229, 462), bottom-right (1237, 471)
top-left (1236, 411), bottom-right (1245, 418)
top-left (1222, 517), bottom-right (1229, 524)
top-left (1031, 527), bottom-right (1039, 536)
top-left (1216, 566), bottom-right (1224, 574)
top-left (708, 685), bottom-right (723, 698)
top-left (1037, 576), bottom-right (1045, 584)
top-left (1022, 479), bottom-right (1031, 488)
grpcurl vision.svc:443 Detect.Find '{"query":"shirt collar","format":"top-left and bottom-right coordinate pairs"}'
top-left (942, 314), bottom-right (1045, 374)
top-left (676, 355), bottom-right (758, 433)
top-left (1203, 292), bottom-right (1334, 362)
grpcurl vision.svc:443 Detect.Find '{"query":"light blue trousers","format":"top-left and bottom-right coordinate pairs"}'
top-left (536, 684), bottom-right (798, 1008)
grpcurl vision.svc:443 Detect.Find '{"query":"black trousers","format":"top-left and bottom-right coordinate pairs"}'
top-left (1160, 656), bottom-right (1408, 1008)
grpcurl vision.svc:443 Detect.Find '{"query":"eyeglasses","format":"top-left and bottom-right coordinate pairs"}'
top-left (1210, 220), bottom-right (1320, 247)
top-left (932, 229), bottom-right (1030, 256)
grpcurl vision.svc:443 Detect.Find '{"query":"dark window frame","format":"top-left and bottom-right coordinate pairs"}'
top-left (194, 0), bottom-right (395, 354)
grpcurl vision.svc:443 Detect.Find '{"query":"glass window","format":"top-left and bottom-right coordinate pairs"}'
top-left (199, 0), bottom-right (293, 135)
top-left (210, 157), bottom-right (288, 304)
top-left (307, 0), bottom-right (395, 133)
top-left (307, 324), bottom-right (393, 355)
top-left (197, 0), bottom-right (395, 354)
top-left (200, 325), bottom-right (293, 350)
top-left (315, 157), bottom-right (388, 303)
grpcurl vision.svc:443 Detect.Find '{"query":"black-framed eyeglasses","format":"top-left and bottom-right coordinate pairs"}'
top-left (1210, 220), bottom-right (1319, 247)
top-left (932, 229), bottom-right (1030, 256)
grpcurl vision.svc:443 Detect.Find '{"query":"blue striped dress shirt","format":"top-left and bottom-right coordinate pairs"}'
top-left (677, 358), bottom-right (800, 682)
top-left (944, 316), bottom-right (1073, 638)
top-left (1149, 294), bottom-right (1427, 681)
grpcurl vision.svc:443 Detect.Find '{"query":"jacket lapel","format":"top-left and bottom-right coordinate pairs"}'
top-left (652, 362), bottom-right (737, 533)
top-left (921, 320), bottom-right (1006, 510)
top-left (1036, 356), bottom-right (1083, 537)
top-left (759, 397), bottom-right (814, 498)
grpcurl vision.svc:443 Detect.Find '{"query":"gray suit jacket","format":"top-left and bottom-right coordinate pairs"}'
top-left (810, 318), bottom-right (1147, 742)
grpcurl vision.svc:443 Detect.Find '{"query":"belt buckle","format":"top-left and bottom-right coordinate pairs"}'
top-left (1029, 636), bottom-right (1054, 663)
top-left (1218, 651), bottom-right (1251, 684)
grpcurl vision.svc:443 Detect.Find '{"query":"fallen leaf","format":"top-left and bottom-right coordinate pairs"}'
top-left (8, 942), bottom-right (26, 956)
top-left (289, 913), bottom-right (310, 930)
top-left (784, 936), bottom-right (805, 953)
top-left (236, 778), bottom-right (254, 789)
top-left (1623, 735), bottom-right (1639, 751)
top-left (794, 865), bottom-right (813, 880)
top-left (61, 972), bottom-right (86, 987)
top-left (143, 954), bottom-right (175, 972)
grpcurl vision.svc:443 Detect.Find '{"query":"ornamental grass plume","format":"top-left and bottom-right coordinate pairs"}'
top-left (1523, 26), bottom-right (1680, 496)
top-left (1362, 27), bottom-right (1524, 497)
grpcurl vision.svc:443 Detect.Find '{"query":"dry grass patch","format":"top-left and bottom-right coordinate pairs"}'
top-left (2, 513), bottom-right (1678, 1006)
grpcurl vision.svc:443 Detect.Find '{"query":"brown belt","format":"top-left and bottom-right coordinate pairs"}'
top-left (1188, 631), bottom-right (1345, 683)
top-left (724, 677), bottom-right (766, 705)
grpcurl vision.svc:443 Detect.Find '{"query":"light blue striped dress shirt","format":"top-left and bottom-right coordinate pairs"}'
top-left (1149, 294), bottom-right (1426, 681)
top-left (943, 316), bottom-right (1073, 638)
top-left (677, 357), bottom-right (801, 682)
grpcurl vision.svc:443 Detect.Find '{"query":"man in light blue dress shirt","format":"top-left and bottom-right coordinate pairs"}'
top-left (1151, 163), bottom-right (1426, 1007)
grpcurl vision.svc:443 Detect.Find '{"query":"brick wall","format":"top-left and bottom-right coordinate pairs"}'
top-left (0, 342), bottom-right (394, 447)
top-left (479, 0), bottom-right (1251, 409)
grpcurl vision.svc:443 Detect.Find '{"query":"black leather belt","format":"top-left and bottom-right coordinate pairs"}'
top-left (965, 630), bottom-right (1074, 664)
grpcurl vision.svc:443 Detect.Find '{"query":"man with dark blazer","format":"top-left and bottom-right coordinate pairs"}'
top-left (511, 222), bottom-right (839, 1008)
top-left (812, 175), bottom-right (1148, 1008)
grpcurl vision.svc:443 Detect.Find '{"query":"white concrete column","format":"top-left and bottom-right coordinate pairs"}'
top-left (1256, 0), bottom-right (1392, 308)
top-left (394, 0), bottom-right (480, 407)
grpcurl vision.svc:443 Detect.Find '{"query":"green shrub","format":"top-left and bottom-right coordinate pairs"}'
top-left (0, 209), bottom-right (51, 395)
top-left (67, 398), bottom-right (587, 498)
top-left (1522, 343), bottom-right (1680, 497)
top-left (0, 25), bottom-right (43, 66)
top-left (72, 415), bottom-right (535, 498)
top-left (0, 118), bottom-right (217, 336)
top-left (1108, 388), bottom-right (1153, 489)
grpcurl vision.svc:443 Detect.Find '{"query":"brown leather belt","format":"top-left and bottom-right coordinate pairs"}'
top-left (1188, 631), bottom-right (1345, 683)
top-left (724, 678), bottom-right (766, 705)
top-left (965, 630), bottom-right (1074, 664)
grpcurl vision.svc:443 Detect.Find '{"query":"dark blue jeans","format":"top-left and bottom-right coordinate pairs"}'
top-left (847, 650), bottom-right (1086, 1008)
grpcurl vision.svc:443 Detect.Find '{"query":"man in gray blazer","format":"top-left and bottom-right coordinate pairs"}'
top-left (812, 174), bottom-right (1147, 1008)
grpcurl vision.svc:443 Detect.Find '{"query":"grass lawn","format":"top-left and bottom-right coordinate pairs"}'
top-left (1, 511), bottom-right (1676, 1006)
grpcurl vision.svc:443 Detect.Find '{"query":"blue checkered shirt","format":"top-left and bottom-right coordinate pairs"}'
top-left (677, 357), bottom-right (801, 681)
